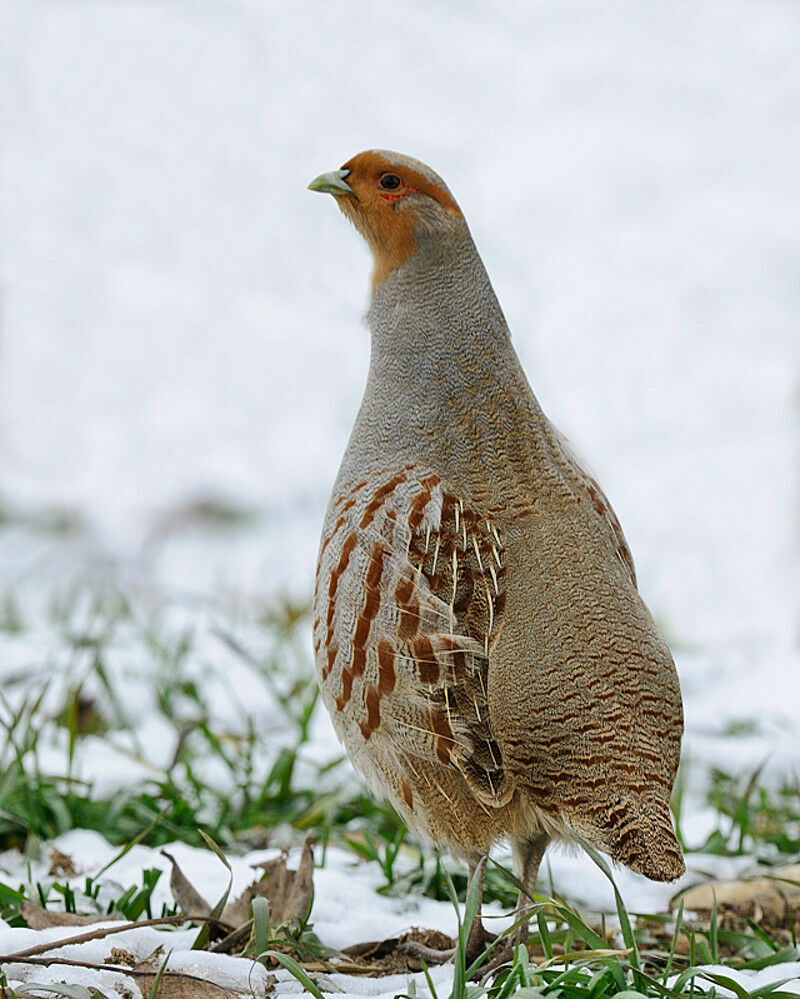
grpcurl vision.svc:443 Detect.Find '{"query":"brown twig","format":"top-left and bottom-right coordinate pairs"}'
top-left (4, 949), bottom-right (417, 983)
top-left (208, 917), bottom-right (253, 953)
top-left (0, 913), bottom-right (217, 962)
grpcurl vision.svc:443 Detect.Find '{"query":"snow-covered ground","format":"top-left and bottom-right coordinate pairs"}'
top-left (0, 829), bottom-right (789, 998)
top-left (1, 1), bottom-right (799, 995)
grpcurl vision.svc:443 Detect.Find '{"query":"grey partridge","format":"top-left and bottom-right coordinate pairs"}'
top-left (309, 151), bottom-right (684, 958)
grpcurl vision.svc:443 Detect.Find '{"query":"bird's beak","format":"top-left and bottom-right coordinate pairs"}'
top-left (307, 168), bottom-right (354, 197)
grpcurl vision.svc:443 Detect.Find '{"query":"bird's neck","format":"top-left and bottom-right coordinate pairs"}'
top-left (367, 226), bottom-right (512, 369)
top-left (347, 228), bottom-right (548, 491)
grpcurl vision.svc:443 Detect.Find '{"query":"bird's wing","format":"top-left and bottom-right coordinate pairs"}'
top-left (314, 468), bottom-right (512, 809)
top-left (551, 426), bottom-right (637, 586)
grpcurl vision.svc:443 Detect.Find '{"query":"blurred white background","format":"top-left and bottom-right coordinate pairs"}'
top-left (1, 1), bottom-right (798, 735)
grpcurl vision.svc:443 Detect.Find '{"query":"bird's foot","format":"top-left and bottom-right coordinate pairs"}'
top-left (401, 922), bottom-right (498, 969)
top-left (464, 923), bottom-right (499, 967)
top-left (400, 940), bottom-right (456, 965)
top-left (475, 936), bottom-right (519, 977)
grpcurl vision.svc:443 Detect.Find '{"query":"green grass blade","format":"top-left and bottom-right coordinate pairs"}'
top-left (574, 834), bottom-right (642, 978)
top-left (191, 830), bottom-right (233, 950)
top-left (745, 918), bottom-right (781, 953)
top-left (739, 948), bottom-right (800, 971)
top-left (252, 896), bottom-right (270, 960)
top-left (749, 981), bottom-right (800, 999)
top-left (148, 949), bottom-right (172, 999)
top-left (95, 806), bottom-right (170, 878)
top-left (709, 888), bottom-right (718, 964)
top-left (264, 950), bottom-right (326, 999)
top-left (451, 859), bottom-right (485, 999)
top-left (419, 956), bottom-right (440, 999)
top-left (698, 971), bottom-right (752, 999)
top-left (664, 898), bottom-right (684, 983)
top-left (536, 911), bottom-right (553, 961)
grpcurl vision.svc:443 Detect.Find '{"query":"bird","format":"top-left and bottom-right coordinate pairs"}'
top-left (308, 150), bottom-right (684, 962)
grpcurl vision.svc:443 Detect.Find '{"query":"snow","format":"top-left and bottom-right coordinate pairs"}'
top-left (670, 964), bottom-right (800, 998)
top-left (5, 965), bottom-right (149, 999)
top-left (2, 0), bottom-right (798, 643)
top-left (0, 829), bottom-right (789, 996)
top-left (1, 0), bottom-right (799, 994)
top-left (8, 954), bottom-right (800, 999)
top-left (1, 831), bottom-right (799, 994)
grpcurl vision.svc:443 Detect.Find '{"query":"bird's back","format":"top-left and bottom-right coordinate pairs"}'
top-left (488, 432), bottom-right (684, 879)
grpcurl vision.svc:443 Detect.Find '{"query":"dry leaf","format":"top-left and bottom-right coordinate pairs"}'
top-left (218, 836), bottom-right (315, 931)
top-left (48, 848), bottom-right (78, 878)
top-left (247, 836), bottom-right (314, 927)
top-left (161, 837), bottom-right (314, 937)
top-left (105, 947), bottom-right (137, 967)
top-left (20, 901), bottom-right (116, 930)
top-left (161, 850), bottom-right (212, 919)
top-left (219, 890), bottom-right (253, 930)
top-left (132, 972), bottom-right (240, 998)
top-left (675, 863), bottom-right (800, 930)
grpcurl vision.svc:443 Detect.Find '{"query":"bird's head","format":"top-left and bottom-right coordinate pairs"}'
top-left (308, 150), bottom-right (464, 291)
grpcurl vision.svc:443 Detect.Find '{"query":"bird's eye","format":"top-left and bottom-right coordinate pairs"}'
top-left (379, 174), bottom-right (402, 191)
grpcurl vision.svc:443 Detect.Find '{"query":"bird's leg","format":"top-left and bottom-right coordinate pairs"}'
top-left (401, 856), bottom-right (493, 966)
top-left (479, 833), bottom-right (550, 975)
top-left (511, 833), bottom-right (550, 947)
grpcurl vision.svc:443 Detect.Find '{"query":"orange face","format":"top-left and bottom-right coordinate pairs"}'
top-left (339, 150), bottom-right (461, 215)
top-left (311, 150), bottom-right (463, 290)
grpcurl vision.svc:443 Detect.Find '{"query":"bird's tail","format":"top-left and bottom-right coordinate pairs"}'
top-left (568, 793), bottom-right (685, 882)
top-left (604, 794), bottom-right (685, 882)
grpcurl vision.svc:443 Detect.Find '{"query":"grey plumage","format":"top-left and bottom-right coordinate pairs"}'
top-left (311, 149), bottom-right (684, 957)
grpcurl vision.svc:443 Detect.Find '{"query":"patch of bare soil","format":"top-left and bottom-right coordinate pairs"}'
top-left (338, 928), bottom-right (456, 975)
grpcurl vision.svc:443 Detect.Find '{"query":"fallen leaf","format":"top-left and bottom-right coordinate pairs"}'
top-left (675, 863), bottom-right (800, 931)
top-left (218, 836), bottom-right (315, 932)
top-left (219, 889), bottom-right (253, 930)
top-left (131, 972), bottom-right (241, 998)
top-left (48, 848), bottom-right (78, 878)
top-left (161, 850), bottom-right (212, 919)
top-left (245, 836), bottom-right (314, 928)
top-left (105, 946), bottom-right (137, 967)
top-left (20, 901), bottom-right (116, 930)
top-left (161, 837), bottom-right (315, 942)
